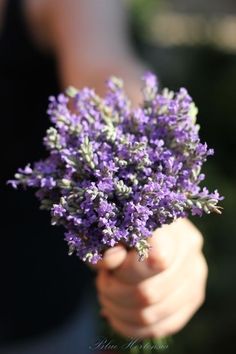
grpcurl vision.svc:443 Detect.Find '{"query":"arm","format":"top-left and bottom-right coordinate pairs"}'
top-left (24, 0), bottom-right (145, 101)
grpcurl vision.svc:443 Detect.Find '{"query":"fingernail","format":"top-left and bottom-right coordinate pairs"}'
top-left (148, 242), bottom-right (170, 271)
top-left (104, 245), bottom-right (124, 257)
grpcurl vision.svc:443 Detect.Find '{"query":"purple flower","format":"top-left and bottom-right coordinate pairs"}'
top-left (7, 73), bottom-right (223, 263)
top-left (52, 204), bottom-right (66, 218)
top-left (7, 180), bottom-right (19, 189)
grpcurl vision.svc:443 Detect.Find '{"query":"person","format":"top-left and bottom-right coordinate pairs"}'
top-left (0, 0), bottom-right (208, 352)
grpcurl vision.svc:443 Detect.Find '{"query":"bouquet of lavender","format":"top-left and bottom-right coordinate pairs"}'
top-left (8, 73), bottom-right (222, 352)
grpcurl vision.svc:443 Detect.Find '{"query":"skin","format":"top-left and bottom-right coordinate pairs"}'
top-left (94, 218), bottom-right (208, 339)
top-left (0, 0), bottom-right (208, 339)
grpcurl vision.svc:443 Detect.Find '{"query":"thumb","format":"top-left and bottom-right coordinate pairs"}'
top-left (91, 244), bottom-right (128, 271)
top-left (147, 224), bottom-right (177, 272)
top-left (111, 225), bottom-right (177, 284)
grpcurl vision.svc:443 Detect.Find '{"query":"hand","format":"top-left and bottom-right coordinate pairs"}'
top-left (95, 218), bottom-right (208, 339)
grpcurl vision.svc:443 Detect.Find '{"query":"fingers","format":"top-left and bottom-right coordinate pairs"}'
top-left (99, 278), bottom-right (191, 327)
top-left (111, 218), bottom-right (202, 285)
top-left (91, 225), bottom-right (177, 284)
top-left (89, 244), bottom-right (128, 271)
top-left (147, 224), bottom-right (178, 272)
top-left (96, 270), bottom-right (135, 307)
top-left (99, 253), bottom-right (207, 329)
top-left (96, 227), bottom-right (202, 310)
top-left (112, 224), bottom-right (178, 284)
top-left (96, 251), bottom-right (188, 308)
top-left (91, 218), bottom-right (200, 283)
top-left (105, 299), bottom-right (203, 339)
top-left (95, 218), bottom-right (207, 340)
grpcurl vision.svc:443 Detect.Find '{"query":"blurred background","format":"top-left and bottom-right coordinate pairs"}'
top-left (129, 0), bottom-right (236, 353)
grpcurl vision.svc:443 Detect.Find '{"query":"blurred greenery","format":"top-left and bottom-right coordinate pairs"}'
top-left (129, 0), bottom-right (159, 37)
top-left (130, 2), bottom-right (236, 354)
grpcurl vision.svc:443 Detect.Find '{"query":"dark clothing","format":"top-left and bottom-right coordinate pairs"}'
top-left (0, 0), bottom-right (94, 345)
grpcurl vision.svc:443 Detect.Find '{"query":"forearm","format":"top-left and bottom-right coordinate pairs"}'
top-left (54, 10), bottom-right (146, 105)
top-left (24, 0), bottom-right (146, 101)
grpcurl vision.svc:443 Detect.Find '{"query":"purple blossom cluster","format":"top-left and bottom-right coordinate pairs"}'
top-left (8, 73), bottom-right (222, 263)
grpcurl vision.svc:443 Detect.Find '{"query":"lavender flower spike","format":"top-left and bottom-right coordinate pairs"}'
top-left (8, 73), bottom-right (223, 263)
